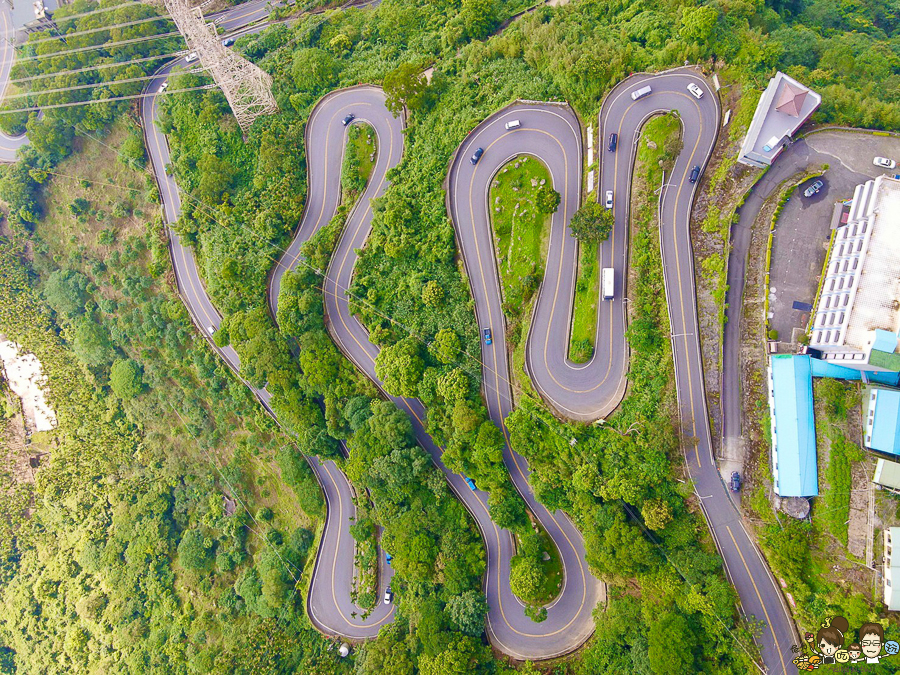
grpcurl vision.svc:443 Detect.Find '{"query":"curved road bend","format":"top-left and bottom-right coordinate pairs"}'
top-left (601, 70), bottom-right (796, 673)
top-left (140, 60), bottom-right (395, 637)
top-left (0, 2), bottom-right (30, 162)
top-left (269, 86), bottom-right (602, 659)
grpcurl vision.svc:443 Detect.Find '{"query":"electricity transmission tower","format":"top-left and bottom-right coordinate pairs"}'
top-left (163, 0), bottom-right (276, 131)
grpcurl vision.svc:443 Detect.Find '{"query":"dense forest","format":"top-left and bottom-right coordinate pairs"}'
top-left (2, 0), bottom-right (900, 673)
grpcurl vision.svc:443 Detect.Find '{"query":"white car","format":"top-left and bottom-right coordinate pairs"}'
top-left (605, 190), bottom-right (613, 209)
top-left (383, 587), bottom-right (393, 605)
top-left (185, 52), bottom-right (198, 63)
top-left (873, 156), bottom-right (896, 169)
top-left (160, 81), bottom-right (168, 91)
top-left (208, 326), bottom-right (215, 335)
top-left (687, 83), bottom-right (704, 99)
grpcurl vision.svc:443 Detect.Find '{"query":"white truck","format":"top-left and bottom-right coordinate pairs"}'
top-left (602, 268), bottom-right (614, 300)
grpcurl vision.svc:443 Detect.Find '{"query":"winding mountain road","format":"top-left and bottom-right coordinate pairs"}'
top-left (0, 2), bottom-right (799, 666)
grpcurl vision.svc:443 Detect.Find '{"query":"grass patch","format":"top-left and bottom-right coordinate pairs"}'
top-left (489, 155), bottom-right (552, 395)
top-left (342, 122), bottom-right (376, 201)
top-left (569, 241), bottom-right (599, 363)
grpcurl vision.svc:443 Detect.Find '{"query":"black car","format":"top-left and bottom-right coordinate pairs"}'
top-left (471, 147), bottom-right (484, 165)
top-left (689, 165), bottom-right (701, 183)
top-left (342, 113), bottom-right (355, 126)
top-left (608, 133), bottom-right (617, 152)
top-left (730, 471), bottom-right (741, 492)
top-left (803, 179), bottom-right (824, 198)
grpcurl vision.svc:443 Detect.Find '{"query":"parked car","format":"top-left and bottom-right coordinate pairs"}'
top-left (185, 51), bottom-right (198, 63)
top-left (730, 471), bottom-right (741, 492)
top-left (464, 476), bottom-right (477, 491)
top-left (687, 82), bottom-right (704, 99)
top-left (607, 133), bottom-right (617, 152)
top-left (689, 165), bottom-right (701, 183)
top-left (803, 179), bottom-right (824, 198)
top-left (471, 147), bottom-right (484, 165)
top-left (483, 328), bottom-right (492, 345)
top-left (222, 37), bottom-right (235, 47)
top-left (605, 190), bottom-right (613, 209)
top-left (874, 156), bottom-right (896, 169)
top-left (341, 113), bottom-right (355, 126)
top-left (504, 119), bottom-right (521, 130)
top-left (383, 587), bottom-right (393, 605)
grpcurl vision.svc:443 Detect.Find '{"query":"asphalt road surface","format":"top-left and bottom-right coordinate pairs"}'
top-left (604, 70), bottom-right (796, 674)
top-left (138, 19), bottom-right (395, 641)
top-left (269, 85), bottom-right (602, 659)
top-left (0, 2), bottom-right (30, 162)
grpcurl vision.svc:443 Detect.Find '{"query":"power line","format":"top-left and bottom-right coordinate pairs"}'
top-left (39, 1), bottom-right (169, 28)
top-left (20, 14), bottom-right (175, 44)
top-left (4, 66), bottom-right (208, 100)
top-left (14, 30), bottom-right (183, 62)
top-left (10, 50), bottom-right (189, 84)
top-left (0, 83), bottom-right (214, 114)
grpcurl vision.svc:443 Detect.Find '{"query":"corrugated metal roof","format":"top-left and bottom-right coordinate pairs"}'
top-left (871, 389), bottom-right (900, 455)
top-left (874, 458), bottom-right (900, 489)
top-left (770, 355), bottom-right (819, 497)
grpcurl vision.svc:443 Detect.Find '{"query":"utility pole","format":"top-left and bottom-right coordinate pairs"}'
top-left (163, 0), bottom-right (276, 132)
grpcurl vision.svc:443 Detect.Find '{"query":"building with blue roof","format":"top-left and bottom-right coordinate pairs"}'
top-left (865, 387), bottom-right (900, 456)
top-left (767, 355), bottom-right (819, 497)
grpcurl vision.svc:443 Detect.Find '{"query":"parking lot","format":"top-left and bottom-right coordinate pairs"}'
top-left (767, 131), bottom-right (900, 344)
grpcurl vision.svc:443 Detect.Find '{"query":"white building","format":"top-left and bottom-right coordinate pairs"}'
top-left (738, 72), bottom-right (821, 168)
top-left (808, 175), bottom-right (900, 373)
top-left (886, 528), bottom-right (900, 610)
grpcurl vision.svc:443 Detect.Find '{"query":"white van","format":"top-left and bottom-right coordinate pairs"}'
top-left (505, 119), bottom-right (521, 130)
top-left (602, 268), bottom-right (615, 300)
top-left (631, 85), bottom-right (652, 101)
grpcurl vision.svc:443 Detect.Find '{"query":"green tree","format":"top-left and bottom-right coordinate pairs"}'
top-left (178, 528), bottom-right (213, 570)
top-left (291, 48), bottom-right (339, 93)
top-left (641, 498), bottom-right (672, 531)
top-left (679, 5), bottom-right (719, 43)
top-left (109, 358), bottom-right (143, 399)
top-left (446, 590), bottom-right (488, 636)
top-left (375, 337), bottom-right (425, 396)
top-left (43, 269), bottom-right (89, 316)
top-left (535, 185), bottom-right (560, 214)
top-left (383, 62), bottom-right (428, 116)
top-left (72, 319), bottom-right (115, 366)
top-left (422, 280), bottom-right (444, 306)
top-left (418, 634), bottom-right (492, 675)
top-left (437, 368), bottom-right (468, 402)
top-left (509, 554), bottom-right (543, 602)
top-left (430, 328), bottom-right (461, 364)
top-left (647, 612), bottom-right (698, 674)
top-left (460, 0), bottom-right (499, 40)
top-left (569, 201), bottom-right (613, 243)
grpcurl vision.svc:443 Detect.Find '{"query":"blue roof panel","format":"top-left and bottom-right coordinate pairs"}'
top-left (873, 329), bottom-right (899, 354)
top-left (871, 389), bottom-right (900, 455)
top-left (770, 355), bottom-right (819, 497)
top-left (809, 358), bottom-right (900, 387)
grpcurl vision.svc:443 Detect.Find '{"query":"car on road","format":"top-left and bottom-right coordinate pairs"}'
top-left (729, 471), bottom-right (741, 492)
top-left (874, 156), bottom-right (896, 169)
top-left (687, 83), bottom-right (704, 99)
top-left (185, 51), bottom-right (198, 63)
top-left (803, 179), bottom-right (824, 198)
top-left (222, 37), bottom-right (235, 47)
top-left (383, 587), bottom-right (393, 605)
top-left (689, 165), bottom-right (701, 183)
top-left (464, 476), bottom-right (477, 491)
top-left (483, 328), bottom-right (492, 345)
top-left (504, 119), bottom-right (521, 130)
top-left (607, 133), bottom-right (617, 152)
top-left (341, 113), bottom-right (355, 126)
top-left (385, 553), bottom-right (392, 566)
top-left (605, 190), bottom-right (613, 209)
top-left (631, 85), bottom-right (652, 100)
top-left (471, 147), bottom-right (484, 165)
top-left (160, 81), bottom-right (168, 91)
top-left (207, 325), bottom-right (215, 335)
top-left (602, 267), bottom-right (614, 300)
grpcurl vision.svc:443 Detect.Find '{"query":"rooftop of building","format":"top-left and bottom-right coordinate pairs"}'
top-left (874, 458), bottom-right (900, 490)
top-left (739, 72), bottom-right (821, 164)
top-left (811, 176), bottom-right (900, 355)
top-left (866, 386), bottom-right (900, 455)
top-left (769, 355), bottom-right (819, 497)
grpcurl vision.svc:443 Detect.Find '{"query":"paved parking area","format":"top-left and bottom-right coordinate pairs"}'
top-left (768, 131), bottom-right (900, 343)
